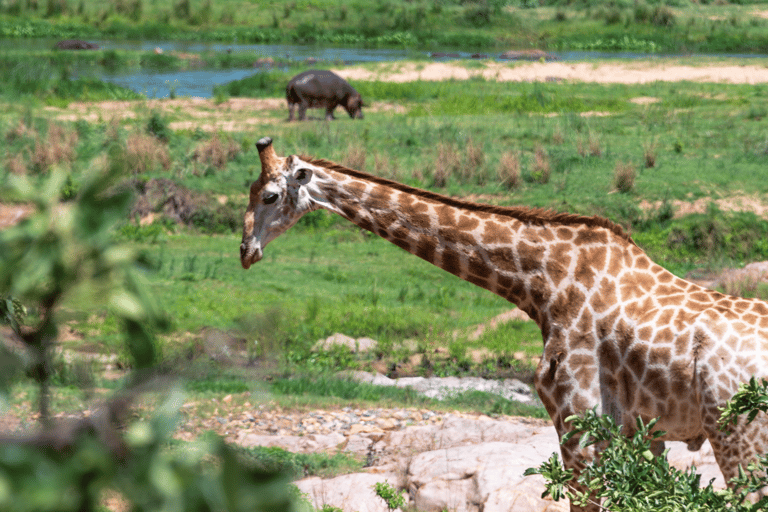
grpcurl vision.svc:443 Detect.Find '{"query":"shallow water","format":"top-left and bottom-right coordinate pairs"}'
top-left (9, 38), bottom-right (767, 98)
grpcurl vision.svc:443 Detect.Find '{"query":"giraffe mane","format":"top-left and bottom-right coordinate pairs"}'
top-left (303, 156), bottom-right (637, 246)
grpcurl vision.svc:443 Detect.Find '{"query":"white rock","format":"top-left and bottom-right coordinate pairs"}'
top-left (296, 473), bottom-right (401, 512)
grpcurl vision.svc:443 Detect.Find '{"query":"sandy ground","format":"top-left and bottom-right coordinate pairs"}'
top-left (336, 60), bottom-right (768, 84)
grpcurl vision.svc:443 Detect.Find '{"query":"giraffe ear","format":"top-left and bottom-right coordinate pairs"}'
top-left (294, 167), bottom-right (313, 185)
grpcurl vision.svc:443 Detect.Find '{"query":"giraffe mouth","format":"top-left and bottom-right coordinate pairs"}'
top-left (240, 242), bottom-right (263, 269)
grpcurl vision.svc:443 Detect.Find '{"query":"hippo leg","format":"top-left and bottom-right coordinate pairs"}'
top-left (288, 102), bottom-right (296, 121)
top-left (325, 106), bottom-right (337, 121)
top-left (298, 102), bottom-right (308, 121)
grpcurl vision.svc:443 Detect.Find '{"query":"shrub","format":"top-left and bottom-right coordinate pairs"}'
top-left (343, 143), bottom-right (367, 171)
top-left (531, 145), bottom-right (551, 184)
top-left (526, 407), bottom-right (768, 511)
top-left (146, 111), bottom-right (171, 142)
top-left (497, 151), bottom-right (522, 190)
top-left (126, 132), bottom-right (171, 174)
top-left (652, 5), bottom-right (675, 27)
top-left (31, 122), bottom-right (78, 173)
top-left (464, 137), bottom-right (485, 184)
top-left (432, 142), bottom-right (460, 187)
top-left (192, 133), bottom-right (241, 170)
top-left (643, 139), bottom-right (657, 168)
top-left (613, 161), bottom-right (636, 193)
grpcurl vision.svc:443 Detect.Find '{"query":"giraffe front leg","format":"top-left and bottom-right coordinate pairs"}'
top-left (557, 426), bottom-right (603, 512)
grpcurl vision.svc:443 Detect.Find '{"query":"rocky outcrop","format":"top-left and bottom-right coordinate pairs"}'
top-left (232, 405), bottom-right (723, 512)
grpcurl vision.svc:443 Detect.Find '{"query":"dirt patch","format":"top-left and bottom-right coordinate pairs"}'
top-left (639, 194), bottom-right (768, 219)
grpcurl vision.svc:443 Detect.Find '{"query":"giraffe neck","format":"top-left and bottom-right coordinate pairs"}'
top-left (306, 159), bottom-right (641, 328)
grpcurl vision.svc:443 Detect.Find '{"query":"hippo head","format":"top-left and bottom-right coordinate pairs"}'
top-left (345, 94), bottom-right (364, 119)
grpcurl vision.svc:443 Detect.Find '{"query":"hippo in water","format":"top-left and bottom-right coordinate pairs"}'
top-left (54, 39), bottom-right (100, 50)
top-left (286, 70), bottom-right (364, 121)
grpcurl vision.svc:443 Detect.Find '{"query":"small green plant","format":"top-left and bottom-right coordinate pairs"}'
top-left (146, 111), bottom-right (171, 142)
top-left (374, 480), bottom-right (406, 512)
top-left (525, 407), bottom-right (768, 511)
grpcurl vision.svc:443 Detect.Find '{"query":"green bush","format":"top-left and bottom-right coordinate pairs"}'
top-left (526, 407), bottom-right (768, 510)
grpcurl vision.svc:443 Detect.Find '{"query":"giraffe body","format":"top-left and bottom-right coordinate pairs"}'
top-left (240, 138), bottom-right (768, 511)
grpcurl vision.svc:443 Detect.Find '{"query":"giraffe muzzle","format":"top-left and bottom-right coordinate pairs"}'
top-left (240, 241), bottom-right (263, 269)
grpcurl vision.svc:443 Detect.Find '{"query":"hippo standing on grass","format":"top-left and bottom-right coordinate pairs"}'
top-left (286, 69), bottom-right (364, 121)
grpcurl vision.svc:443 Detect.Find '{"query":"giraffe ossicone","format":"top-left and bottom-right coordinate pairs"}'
top-left (241, 137), bottom-right (768, 511)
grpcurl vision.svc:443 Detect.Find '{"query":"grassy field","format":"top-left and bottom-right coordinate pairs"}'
top-left (2, 0), bottom-right (768, 52)
top-left (3, 50), bottom-right (768, 423)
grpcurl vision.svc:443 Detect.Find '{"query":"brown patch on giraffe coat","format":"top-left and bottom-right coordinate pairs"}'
top-left (482, 220), bottom-right (512, 245)
top-left (436, 204), bottom-right (457, 228)
top-left (574, 228), bottom-right (608, 246)
top-left (626, 296), bottom-right (655, 320)
top-left (530, 274), bottom-right (553, 307)
top-left (690, 291), bottom-right (711, 303)
top-left (547, 259), bottom-right (569, 289)
top-left (457, 214), bottom-right (480, 232)
top-left (615, 318), bottom-right (634, 355)
top-left (440, 226), bottom-right (476, 249)
top-left (466, 272), bottom-right (490, 289)
top-left (521, 226), bottom-right (544, 245)
top-left (573, 309), bottom-right (595, 347)
top-left (596, 309), bottom-right (620, 341)
top-left (549, 285), bottom-right (586, 325)
top-left (654, 326), bottom-right (674, 344)
top-left (649, 346), bottom-right (672, 367)
top-left (366, 186), bottom-right (392, 210)
top-left (658, 294), bottom-right (687, 308)
top-left (634, 255), bottom-right (651, 270)
top-left (441, 248), bottom-right (461, 277)
top-left (627, 344), bottom-right (649, 379)
top-left (556, 227), bottom-right (574, 240)
top-left (753, 302), bottom-right (768, 316)
top-left (358, 216), bottom-right (374, 233)
top-left (346, 180), bottom-right (367, 197)
top-left (673, 309), bottom-right (698, 331)
top-left (656, 269), bottom-right (673, 283)
top-left (735, 300), bottom-right (752, 312)
top-left (414, 236), bottom-right (437, 263)
top-left (518, 241), bottom-right (544, 272)
top-left (487, 247), bottom-right (517, 272)
top-left (743, 313), bottom-right (758, 326)
top-left (637, 325), bottom-right (653, 341)
top-left (674, 331), bottom-right (692, 357)
top-left (592, 278), bottom-right (618, 314)
top-left (574, 258), bottom-right (597, 289)
top-left (598, 340), bottom-right (621, 375)
top-left (619, 271), bottom-right (656, 301)
top-left (645, 367), bottom-right (669, 398)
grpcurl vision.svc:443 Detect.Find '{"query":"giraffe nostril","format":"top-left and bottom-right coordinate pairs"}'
top-left (240, 243), bottom-right (247, 258)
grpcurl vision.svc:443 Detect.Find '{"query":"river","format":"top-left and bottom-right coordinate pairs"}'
top-left (17, 38), bottom-right (768, 98)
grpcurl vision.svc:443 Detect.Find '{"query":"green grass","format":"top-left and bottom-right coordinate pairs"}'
top-left (268, 375), bottom-right (548, 418)
top-left (0, 0), bottom-right (767, 52)
top-left (4, 47), bottom-right (768, 417)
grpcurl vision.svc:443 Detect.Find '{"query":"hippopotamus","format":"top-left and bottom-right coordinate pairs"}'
top-left (53, 40), bottom-right (100, 50)
top-left (286, 70), bottom-right (364, 121)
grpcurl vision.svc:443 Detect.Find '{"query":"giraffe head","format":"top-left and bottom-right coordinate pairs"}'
top-left (240, 137), bottom-right (318, 269)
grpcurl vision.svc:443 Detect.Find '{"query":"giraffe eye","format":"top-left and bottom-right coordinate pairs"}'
top-left (296, 168), bottom-right (308, 181)
top-left (263, 193), bottom-right (279, 205)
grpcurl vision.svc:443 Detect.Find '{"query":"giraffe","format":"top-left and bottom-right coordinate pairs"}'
top-left (240, 137), bottom-right (768, 511)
